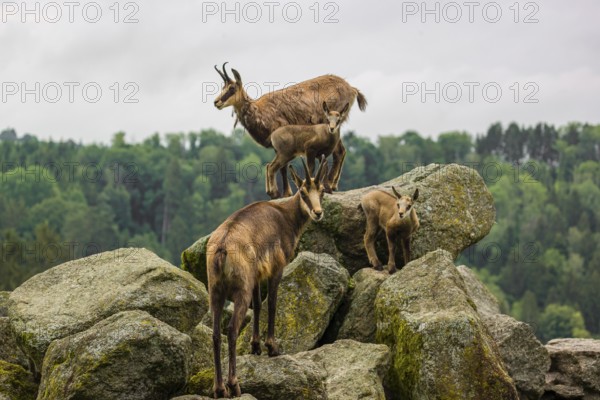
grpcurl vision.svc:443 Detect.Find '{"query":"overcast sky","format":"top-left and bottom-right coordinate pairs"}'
top-left (1, 0), bottom-right (599, 144)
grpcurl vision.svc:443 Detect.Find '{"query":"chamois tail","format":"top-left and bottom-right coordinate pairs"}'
top-left (355, 88), bottom-right (368, 111)
top-left (212, 248), bottom-right (227, 275)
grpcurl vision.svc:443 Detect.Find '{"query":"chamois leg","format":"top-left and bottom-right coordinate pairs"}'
top-left (227, 290), bottom-right (251, 398)
top-left (386, 230), bottom-right (399, 274)
top-left (364, 218), bottom-right (383, 271)
top-left (265, 271), bottom-right (283, 357)
top-left (211, 290), bottom-right (228, 399)
top-left (329, 141), bottom-right (346, 191)
top-left (266, 161), bottom-right (280, 199)
top-left (251, 284), bottom-right (262, 355)
top-left (280, 167), bottom-right (293, 197)
top-left (401, 237), bottom-right (411, 267)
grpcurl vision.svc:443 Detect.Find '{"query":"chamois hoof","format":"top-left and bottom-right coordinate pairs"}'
top-left (266, 342), bottom-right (280, 357)
top-left (372, 264), bottom-right (383, 272)
top-left (227, 381), bottom-right (241, 398)
top-left (267, 190), bottom-right (281, 199)
top-left (387, 266), bottom-right (397, 275)
top-left (251, 342), bottom-right (262, 355)
top-left (213, 385), bottom-right (229, 399)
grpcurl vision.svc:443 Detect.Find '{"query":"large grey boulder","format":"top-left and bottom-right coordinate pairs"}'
top-left (337, 268), bottom-right (389, 343)
top-left (37, 310), bottom-right (191, 400)
top-left (543, 338), bottom-right (600, 399)
top-left (0, 317), bottom-right (28, 368)
top-left (238, 252), bottom-right (349, 355)
top-left (0, 292), bottom-right (9, 317)
top-left (188, 354), bottom-right (328, 400)
top-left (295, 339), bottom-right (390, 400)
top-left (0, 360), bottom-right (37, 400)
top-left (8, 248), bottom-right (208, 373)
top-left (375, 249), bottom-right (518, 400)
top-left (458, 265), bottom-right (550, 400)
top-left (171, 395), bottom-right (257, 400)
top-left (189, 323), bottom-right (226, 375)
top-left (182, 163), bottom-right (496, 279)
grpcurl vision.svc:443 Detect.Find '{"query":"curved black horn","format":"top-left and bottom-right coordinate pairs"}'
top-left (214, 64), bottom-right (226, 82)
top-left (300, 157), bottom-right (311, 181)
top-left (222, 62), bottom-right (231, 82)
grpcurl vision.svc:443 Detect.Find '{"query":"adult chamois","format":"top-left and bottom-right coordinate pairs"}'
top-left (360, 187), bottom-right (420, 274)
top-left (266, 102), bottom-right (350, 198)
top-left (206, 157), bottom-right (329, 398)
top-left (213, 62), bottom-right (367, 198)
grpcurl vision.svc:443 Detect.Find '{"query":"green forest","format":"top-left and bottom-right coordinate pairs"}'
top-left (1, 122), bottom-right (599, 343)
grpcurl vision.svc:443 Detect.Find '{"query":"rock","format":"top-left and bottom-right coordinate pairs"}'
top-left (171, 395), bottom-right (257, 400)
top-left (0, 360), bottom-right (37, 400)
top-left (484, 314), bottom-right (550, 400)
top-left (182, 164), bottom-right (495, 281)
top-left (543, 338), bottom-right (600, 399)
top-left (457, 265), bottom-right (501, 316)
top-left (238, 252), bottom-right (349, 355)
top-left (0, 318), bottom-right (28, 369)
top-left (200, 301), bottom-right (252, 337)
top-left (188, 354), bottom-right (327, 400)
top-left (337, 268), bottom-right (389, 343)
top-left (458, 265), bottom-right (550, 400)
top-left (0, 292), bottom-right (9, 317)
top-left (37, 310), bottom-right (191, 400)
top-left (8, 248), bottom-right (208, 373)
top-left (189, 323), bottom-right (226, 375)
top-left (295, 339), bottom-right (390, 400)
top-left (375, 249), bottom-right (518, 400)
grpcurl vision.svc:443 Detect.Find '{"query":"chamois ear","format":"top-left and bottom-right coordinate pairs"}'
top-left (392, 186), bottom-right (402, 199)
top-left (289, 165), bottom-right (304, 190)
top-left (232, 68), bottom-right (243, 86)
top-left (322, 101), bottom-right (329, 114)
top-left (341, 103), bottom-right (350, 115)
top-left (412, 188), bottom-right (419, 201)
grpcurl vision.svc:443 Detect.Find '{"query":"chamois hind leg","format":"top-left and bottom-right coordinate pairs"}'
top-left (266, 154), bottom-right (288, 199)
top-left (329, 141), bottom-right (346, 191)
top-left (227, 289), bottom-right (252, 398)
top-left (363, 215), bottom-right (383, 271)
top-left (386, 229), bottom-right (399, 274)
top-left (251, 284), bottom-right (262, 355)
top-left (265, 270), bottom-right (283, 357)
top-left (211, 290), bottom-right (228, 399)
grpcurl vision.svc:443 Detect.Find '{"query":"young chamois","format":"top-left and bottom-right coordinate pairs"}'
top-left (266, 102), bottom-right (350, 198)
top-left (213, 62), bottom-right (367, 197)
top-left (360, 187), bottom-right (420, 274)
top-left (206, 157), bottom-right (328, 398)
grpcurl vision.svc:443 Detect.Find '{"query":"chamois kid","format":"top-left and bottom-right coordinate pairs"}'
top-left (360, 187), bottom-right (420, 274)
top-left (207, 157), bottom-right (328, 398)
top-left (266, 102), bottom-right (350, 198)
top-left (213, 62), bottom-right (366, 197)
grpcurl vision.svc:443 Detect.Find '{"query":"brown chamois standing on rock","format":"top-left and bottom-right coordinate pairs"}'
top-left (213, 62), bottom-right (367, 198)
top-left (206, 157), bottom-right (329, 398)
top-left (360, 187), bottom-right (420, 274)
top-left (266, 101), bottom-right (350, 198)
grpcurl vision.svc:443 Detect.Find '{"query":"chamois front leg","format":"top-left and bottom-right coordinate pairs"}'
top-left (401, 237), bottom-right (411, 267)
top-left (211, 291), bottom-right (228, 399)
top-left (364, 219), bottom-right (383, 271)
top-left (280, 166), bottom-right (293, 197)
top-left (329, 141), bottom-right (346, 191)
top-left (251, 284), bottom-right (262, 355)
top-left (267, 154), bottom-right (289, 199)
top-left (227, 290), bottom-right (252, 398)
top-left (265, 271), bottom-right (283, 357)
top-left (386, 229), bottom-right (399, 274)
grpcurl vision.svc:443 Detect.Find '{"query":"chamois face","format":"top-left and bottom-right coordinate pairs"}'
top-left (213, 62), bottom-right (243, 109)
top-left (290, 158), bottom-right (328, 222)
top-left (392, 187), bottom-right (419, 219)
top-left (323, 102), bottom-right (350, 134)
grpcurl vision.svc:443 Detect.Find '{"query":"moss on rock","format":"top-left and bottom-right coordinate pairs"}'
top-left (0, 360), bottom-right (37, 400)
top-left (375, 250), bottom-right (518, 400)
